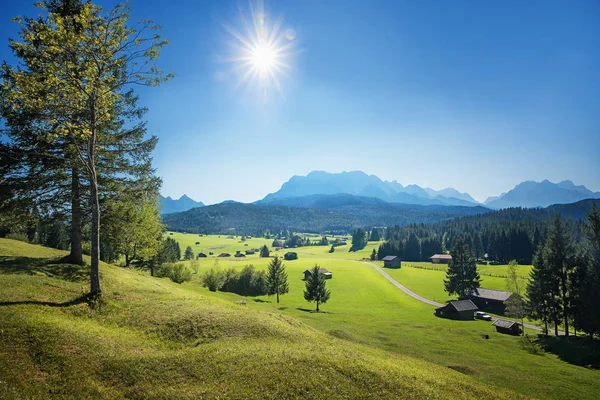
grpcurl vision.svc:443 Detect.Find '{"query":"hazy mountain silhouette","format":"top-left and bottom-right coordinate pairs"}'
top-left (159, 194), bottom-right (204, 215)
top-left (484, 180), bottom-right (600, 209)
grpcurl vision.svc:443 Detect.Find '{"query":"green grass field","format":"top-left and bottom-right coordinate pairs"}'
top-left (1, 236), bottom-right (599, 399)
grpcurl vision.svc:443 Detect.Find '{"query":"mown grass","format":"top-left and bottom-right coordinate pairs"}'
top-left (0, 238), bottom-right (524, 400)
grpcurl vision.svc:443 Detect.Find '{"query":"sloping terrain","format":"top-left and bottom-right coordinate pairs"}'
top-left (0, 239), bottom-right (517, 399)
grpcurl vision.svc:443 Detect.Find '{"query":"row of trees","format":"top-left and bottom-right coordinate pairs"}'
top-left (376, 204), bottom-right (592, 264)
top-left (0, 0), bottom-right (172, 298)
top-left (526, 206), bottom-right (600, 338)
top-left (439, 205), bottom-right (600, 339)
top-left (200, 256), bottom-right (331, 311)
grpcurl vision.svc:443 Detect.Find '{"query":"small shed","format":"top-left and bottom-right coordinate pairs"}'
top-left (245, 249), bottom-right (256, 255)
top-left (234, 251), bottom-right (246, 258)
top-left (493, 319), bottom-right (522, 335)
top-left (284, 252), bottom-right (298, 261)
top-left (430, 254), bottom-right (452, 264)
top-left (382, 255), bottom-right (401, 268)
top-left (434, 300), bottom-right (478, 320)
top-left (218, 253), bottom-right (231, 257)
top-left (197, 252), bottom-right (207, 258)
top-left (467, 288), bottom-right (515, 314)
top-left (303, 268), bottom-right (332, 280)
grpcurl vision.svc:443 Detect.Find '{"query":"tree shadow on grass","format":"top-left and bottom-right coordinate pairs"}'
top-left (535, 334), bottom-right (600, 369)
top-left (296, 307), bottom-right (329, 314)
top-left (0, 256), bottom-right (88, 282)
top-left (253, 299), bottom-right (270, 303)
top-left (0, 293), bottom-right (90, 308)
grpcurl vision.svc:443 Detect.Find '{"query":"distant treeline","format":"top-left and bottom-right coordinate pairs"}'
top-left (163, 202), bottom-right (488, 236)
top-left (377, 199), bottom-right (596, 264)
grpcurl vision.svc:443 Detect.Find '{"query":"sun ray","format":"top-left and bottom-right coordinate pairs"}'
top-left (220, 0), bottom-right (297, 98)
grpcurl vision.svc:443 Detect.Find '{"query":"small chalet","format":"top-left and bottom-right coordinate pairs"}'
top-left (467, 288), bottom-right (515, 314)
top-left (197, 253), bottom-right (207, 258)
top-left (218, 253), bottom-right (230, 257)
top-left (245, 249), bottom-right (256, 255)
top-left (234, 251), bottom-right (246, 258)
top-left (284, 251), bottom-right (298, 261)
top-left (382, 255), bottom-right (401, 268)
top-left (492, 319), bottom-right (522, 335)
top-left (303, 268), bottom-right (332, 280)
top-left (430, 254), bottom-right (452, 264)
top-left (434, 300), bottom-right (478, 320)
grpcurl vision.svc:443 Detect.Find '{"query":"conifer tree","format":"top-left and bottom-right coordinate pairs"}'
top-left (444, 237), bottom-right (480, 297)
top-left (266, 256), bottom-right (289, 303)
top-left (1, 1), bottom-right (173, 298)
top-left (303, 265), bottom-right (331, 312)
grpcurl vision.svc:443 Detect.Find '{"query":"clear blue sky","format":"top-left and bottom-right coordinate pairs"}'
top-left (1, 0), bottom-right (599, 204)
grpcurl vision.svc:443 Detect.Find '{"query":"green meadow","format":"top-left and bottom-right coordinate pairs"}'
top-left (173, 233), bottom-right (599, 399)
top-left (2, 235), bottom-right (599, 399)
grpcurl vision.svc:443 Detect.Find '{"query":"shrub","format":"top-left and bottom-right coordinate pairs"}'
top-left (5, 232), bottom-right (29, 243)
top-left (190, 259), bottom-right (199, 274)
top-left (202, 267), bottom-right (226, 292)
top-left (155, 262), bottom-right (175, 278)
top-left (170, 263), bottom-right (192, 284)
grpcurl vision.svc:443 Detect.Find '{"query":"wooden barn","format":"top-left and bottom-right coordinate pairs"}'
top-left (197, 253), bottom-right (207, 258)
top-left (284, 251), bottom-right (298, 260)
top-left (430, 254), bottom-right (452, 264)
top-left (234, 251), bottom-right (246, 258)
top-left (303, 268), bottom-right (332, 280)
top-left (218, 253), bottom-right (230, 257)
top-left (493, 319), bottom-right (522, 335)
top-left (245, 249), bottom-right (256, 255)
top-left (434, 300), bottom-right (478, 320)
top-left (467, 288), bottom-right (515, 314)
top-left (382, 255), bottom-right (401, 268)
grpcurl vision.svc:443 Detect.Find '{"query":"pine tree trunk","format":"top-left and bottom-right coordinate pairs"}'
top-left (87, 115), bottom-right (101, 299)
top-left (66, 167), bottom-right (83, 265)
top-left (316, 300), bottom-right (319, 312)
top-left (276, 290), bottom-right (279, 304)
top-left (554, 321), bottom-right (559, 337)
top-left (90, 172), bottom-right (101, 299)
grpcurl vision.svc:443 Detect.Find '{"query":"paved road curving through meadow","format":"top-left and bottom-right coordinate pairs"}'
top-left (356, 260), bottom-right (563, 335)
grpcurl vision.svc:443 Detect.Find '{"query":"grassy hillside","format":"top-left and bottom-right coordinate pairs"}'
top-left (167, 234), bottom-right (600, 399)
top-left (0, 238), bottom-right (519, 399)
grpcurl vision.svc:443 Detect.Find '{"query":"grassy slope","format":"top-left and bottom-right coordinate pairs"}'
top-left (172, 234), bottom-right (600, 399)
top-left (0, 239), bottom-right (518, 400)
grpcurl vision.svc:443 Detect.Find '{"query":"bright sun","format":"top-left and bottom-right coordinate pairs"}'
top-left (222, 1), bottom-right (296, 96)
top-left (251, 43), bottom-right (276, 73)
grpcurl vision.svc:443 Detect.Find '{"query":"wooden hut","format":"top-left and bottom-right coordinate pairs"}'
top-left (382, 255), bottom-right (401, 268)
top-left (492, 319), bottom-right (522, 335)
top-left (434, 300), bottom-right (478, 320)
top-left (303, 268), bottom-right (332, 280)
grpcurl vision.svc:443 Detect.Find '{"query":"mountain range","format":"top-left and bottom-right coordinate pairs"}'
top-left (159, 195), bottom-right (204, 215)
top-left (161, 171), bottom-right (600, 213)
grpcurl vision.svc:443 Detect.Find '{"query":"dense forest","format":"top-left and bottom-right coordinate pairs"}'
top-left (162, 202), bottom-right (489, 236)
top-left (377, 199), bottom-right (597, 264)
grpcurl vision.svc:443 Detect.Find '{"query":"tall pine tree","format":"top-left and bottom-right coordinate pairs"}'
top-left (444, 237), bottom-right (480, 297)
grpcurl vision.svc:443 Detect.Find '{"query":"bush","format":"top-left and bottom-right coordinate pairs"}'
top-left (170, 263), bottom-right (192, 284)
top-left (190, 259), bottom-right (199, 274)
top-left (5, 232), bottom-right (29, 243)
top-left (202, 267), bottom-right (226, 292)
top-left (155, 262), bottom-right (175, 278)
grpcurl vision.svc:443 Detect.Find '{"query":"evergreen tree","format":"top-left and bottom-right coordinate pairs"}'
top-left (350, 228), bottom-right (367, 251)
top-left (544, 216), bottom-right (575, 336)
top-left (1, 1), bottom-right (172, 299)
top-left (265, 256), bottom-right (289, 303)
top-left (526, 248), bottom-right (553, 335)
top-left (370, 248), bottom-right (377, 260)
top-left (184, 246), bottom-right (194, 260)
top-left (329, 245), bottom-right (335, 253)
top-left (403, 233), bottom-right (420, 261)
top-left (369, 228), bottom-right (381, 242)
top-left (303, 265), bottom-right (331, 312)
top-left (444, 237), bottom-right (480, 297)
top-left (579, 203), bottom-right (600, 337)
top-left (260, 244), bottom-right (270, 257)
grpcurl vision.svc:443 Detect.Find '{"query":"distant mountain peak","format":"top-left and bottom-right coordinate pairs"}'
top-left (262, 170), bottom-right (481, 208)
top-left (160, 194), bottom-right (204, 215)
top-left (485, 180), bottom-right (599, 209)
